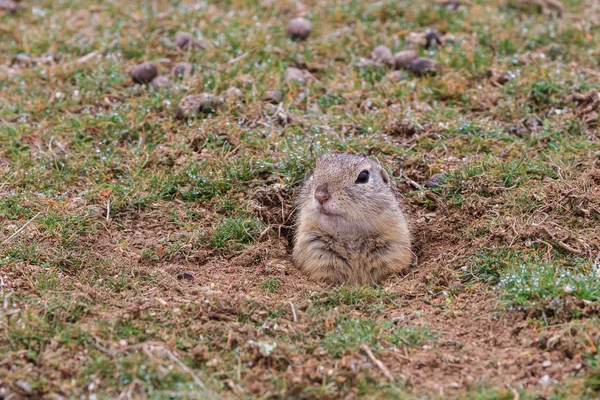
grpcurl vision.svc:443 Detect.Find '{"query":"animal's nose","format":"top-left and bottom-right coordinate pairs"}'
top-left (314, 183), bottom-right (330, 205)
top-left (315, 191), bottom-right (330, 205)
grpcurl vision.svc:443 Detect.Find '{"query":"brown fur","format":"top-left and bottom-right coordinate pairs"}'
top-left (292, 153), bottom-right (412, 285)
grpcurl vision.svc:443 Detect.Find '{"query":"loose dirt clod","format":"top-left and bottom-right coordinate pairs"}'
top-left (176, 93), bottom-right (221, 119)
top-left (174, 31), bottom-right (208, 50)
top-left (524, 0), bottom-right (565, 16)
top-left (263, 89), bottom-right (283, 104)
top-left (388, 70), bottom-right (405, 82)
top-left (442, 0), bottom-right (461, 10)
top-left (287, 18), bottom-right (311, 40)
top-left (0, 0), bottom-right (21, 12)
top-left (172, 62), bottom-right (192, 79)
top-left (11, 53), bottom-right (57, 67)
top-left (371, 45), bottom-right (393, 65)
top-left (11, 54), bottom-right (36, 66)
top-left (284, 67), bottom-right (306, 83)
top-left (393, 50), bottom-right (418, 69)
top-left (129, 62), bottom-right (158, 84)
top-left (424, 28), bottom-right (442, 48)
top-left (426, 173), bottom-right (446, 189)
top-left (408, 58), bottom-right (443, 76)
top-left (222, 86), bottom-right (244, 100)
top-left (176, 272), bottom-right (194, 281)
top-left (151, 75), bottom-right (170, 89)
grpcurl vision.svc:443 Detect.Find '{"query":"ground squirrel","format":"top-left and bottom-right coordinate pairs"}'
top-left (293, 153), bottom-right (412, 285)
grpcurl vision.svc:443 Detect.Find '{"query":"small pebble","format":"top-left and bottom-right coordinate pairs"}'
top-left (15, 380), bottom-right (32, 394)
top-left (129, 62), bottom-right (158, 84)
top-left (174, 31), bottom-right (193, 49)
top-left (284, 67), bottom-right (305, 83)
top-left (12, 54), bottom-right (37, 66)
top-left (424, 27), bottom-right (442, 48)
top-left (426, 173), bottom-right (445, 189)
top-left (172, 62), bottom-right (192, 79)
top-left (177, 272), bottom-right (194, 281)
top-left (509, 123), bottom-right (527, 137)
top-left (151, 75), bottom-right (170, 89)
top-left (408, 57), bottom-right (443, 76)
top-left (287, 18), bottom-right (311, 40)
top-left (174, 31), bottom-right (208, 50)
top-left (542, 360), bottom-right (552, 368)
top-left (0, 0), bottom-right (22, 12)
top-left (371, 45), bottom-right (392, 65)
top-left (443, 0), bottom-right (461, 10)
top-left (263, 88), bottom-right (283, 104)
top-left (222, 86), bottom-right (244, 100)
top-left (176, 93), bottom-right (221, 119)
top-left (389, 70), bottom-right (404, 82)
top-left (393, 50), bottom-right (417, 69)
top-left (538, 375), bottom-right (551, 386)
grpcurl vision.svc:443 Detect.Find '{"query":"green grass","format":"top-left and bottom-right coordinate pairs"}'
top-left (210, 217), bottom-right (266, 250)
top-left (322, 318), bottom-right (436, 358)
top-left (260, 278), bottom-right (280, 292)
top-left (498, 261), bottom-right (600, 312)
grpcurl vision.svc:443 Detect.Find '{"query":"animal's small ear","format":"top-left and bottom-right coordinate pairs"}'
top-left (380, 169), bottom-right (390, 185)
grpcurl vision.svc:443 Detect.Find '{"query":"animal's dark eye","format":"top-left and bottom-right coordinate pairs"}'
top-left (355, 170), bottom-right (370, 184)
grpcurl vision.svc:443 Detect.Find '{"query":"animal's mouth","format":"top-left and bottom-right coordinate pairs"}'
top-left (317, 205), bottom-right (339, 217)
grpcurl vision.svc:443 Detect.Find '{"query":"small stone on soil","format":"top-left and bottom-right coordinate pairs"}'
top-left (11, 54), bottom-right (36, 66)
top-left (287, 18), bottom-right (311, 40)
top-left (389, 70), bottom-right (404, 82)
top-left (0, 0), bottom-right (22, 12)
top-left (177, 272), bottom-right (194, 281)
top-left (172, 62), bottom-right (192, 78)
top-left (424, 28), bottom-right (442, 48)
top-left (176, 93), bottom-right (221, 119)
top-left (222, 86), bottom-right (244, 100)
top-left (393, 50), bottom-right (418, 69)
top-left (174, 31), bottom-right (208, 50)
top-left (408, 57), bottom-right (443, 76)
top-left (263, 88), bottom-right (283, 104)
top-left (284, 67), bottom-right (305, 83)
top-left (129, 62), bottom-right (158, 84)
top-left (150, 75), bottom-right (170, 89)
top-left (443, 0), bottom-right (461, 10)
top-left (426, 173), bottom-right (446, 189)
top-left (371, 45), bottom-right (393, 65)
top-left (15, 380), bottom-right (32, 394)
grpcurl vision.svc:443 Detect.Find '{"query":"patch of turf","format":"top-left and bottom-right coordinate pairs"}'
top-left (322, 318), bottom-right (436, 357)
top-left (210, 217), bottom-right (266, 250)
top-left (498, 261), bottom-right (600, 311)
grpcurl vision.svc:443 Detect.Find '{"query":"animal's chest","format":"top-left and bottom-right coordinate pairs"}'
top-left (327, 234), bottom-right (391, 265)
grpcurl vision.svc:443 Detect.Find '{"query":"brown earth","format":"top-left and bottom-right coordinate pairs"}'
top-left (4, 162), bottom-right (599, 398)
top-left (52, 174), bottom-right (600, 396)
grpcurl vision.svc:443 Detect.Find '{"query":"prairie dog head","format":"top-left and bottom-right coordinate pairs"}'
top-left (299, 153), bottom-right (398, 236)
